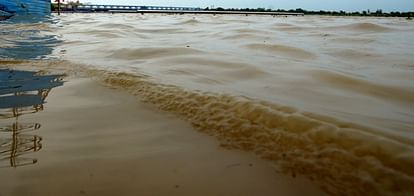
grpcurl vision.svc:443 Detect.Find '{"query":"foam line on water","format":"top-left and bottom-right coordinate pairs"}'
top-left (94, 70), bottom-right (414, 196)
top-left (2, 58), bottom-right (413, 196)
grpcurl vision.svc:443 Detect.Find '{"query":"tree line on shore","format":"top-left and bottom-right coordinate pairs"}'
top-left (206, 7), bottom-right (413, 18)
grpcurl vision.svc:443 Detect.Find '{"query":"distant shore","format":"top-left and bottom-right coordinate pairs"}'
top-left (51, 4), bottom-right (413, 18)
top-left (52, 10), bottom-right (304, 16)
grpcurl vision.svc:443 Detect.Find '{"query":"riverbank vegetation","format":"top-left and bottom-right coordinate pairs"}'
top-left (206, 7), bottom-right (414, 18)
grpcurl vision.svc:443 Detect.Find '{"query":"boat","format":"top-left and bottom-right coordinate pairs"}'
top-left (0, 9), bottom-right (13, 20)
top-left (0, 4), bottom-right (14, 20)
top-left (0, 0), bottom-right (50, 16)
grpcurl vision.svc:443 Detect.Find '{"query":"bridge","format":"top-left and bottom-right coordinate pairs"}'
top-left (74, 5), bottom-right (201, 12)
top-left (58, 4), bottom-right (304, 16)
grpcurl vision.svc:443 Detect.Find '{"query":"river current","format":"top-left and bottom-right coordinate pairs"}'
top-left (1, 13), bottom-right (414, 195)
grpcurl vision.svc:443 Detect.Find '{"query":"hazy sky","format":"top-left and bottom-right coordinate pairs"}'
top-left (75, 0), bottom-right (414, 12)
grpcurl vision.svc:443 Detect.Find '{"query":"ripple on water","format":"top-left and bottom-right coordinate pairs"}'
top-left (107, 47), bottom-right (204, 60)
top-left (244, 43), bottom-right (317, 60)
top-left (325, 22), bottom-right (394, 33)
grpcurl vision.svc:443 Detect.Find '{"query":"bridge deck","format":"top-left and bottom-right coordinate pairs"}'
top-left (58, 4), bottom-right (304, 16)
top-left (112, 10), bottom-right (304, 16)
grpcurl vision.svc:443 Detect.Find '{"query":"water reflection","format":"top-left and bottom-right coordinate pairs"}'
top-left (0, 69), bottom-right (64, 168)
top-left (0, 15), bottom-right (60, 59)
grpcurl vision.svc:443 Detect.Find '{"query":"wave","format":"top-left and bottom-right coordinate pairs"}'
top-left (221, 19), bottom-right (253, 24)
top-left (96, 23), bottom-right (137, 31)
top-left (97, 23), bottom-right (185, 34)
top-left (244, 43), bottom-right (316, 59)
top-left (330, 37), bottom-right (375, 44)
top-left (136, 27), bottom-right (185, 34)
top-left (328, 22), bottom-right (393, 32)
top-left (175, 18), bottom-right (200, 25)
top-left (272, 22), bottom-right (393, 33)
top-left (108, 47), bottom-right (203, 60)
top-left (0, 22), bottom-right (60, 59)
top-left (326, 48), bottom-right (381, 60)
top-left (272, 23), bottom-right (307, 31)
top-left (154, 57), bottom-right (255, 69)
top-left (311, 70), bottom-right (414, 106)
top-left (71, 30), bottom-right (123, 38)
top-left (151, 57), bottom-right (269, 83)
top-left (221, 33), bottom-right (269, 41)
top-left (233, 28), bottom-right (271, 34)
top-left (2, 59), bottom-right (414, 195)
top-left (392, 64), bottom-right (414, 71)
top-left (95, 70), bottom-right (414, 196)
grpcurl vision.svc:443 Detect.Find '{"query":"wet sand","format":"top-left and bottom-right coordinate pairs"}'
top-left (0, 76), bottom-right (325, 196)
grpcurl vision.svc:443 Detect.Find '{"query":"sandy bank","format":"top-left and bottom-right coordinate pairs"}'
top-left (0, 76), bottom-right (324, 196)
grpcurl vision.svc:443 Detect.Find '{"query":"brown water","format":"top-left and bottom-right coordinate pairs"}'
top-left (1, 13), bottom-right (414, 195)
top-left (54, 14), bottom-right (414, 136)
